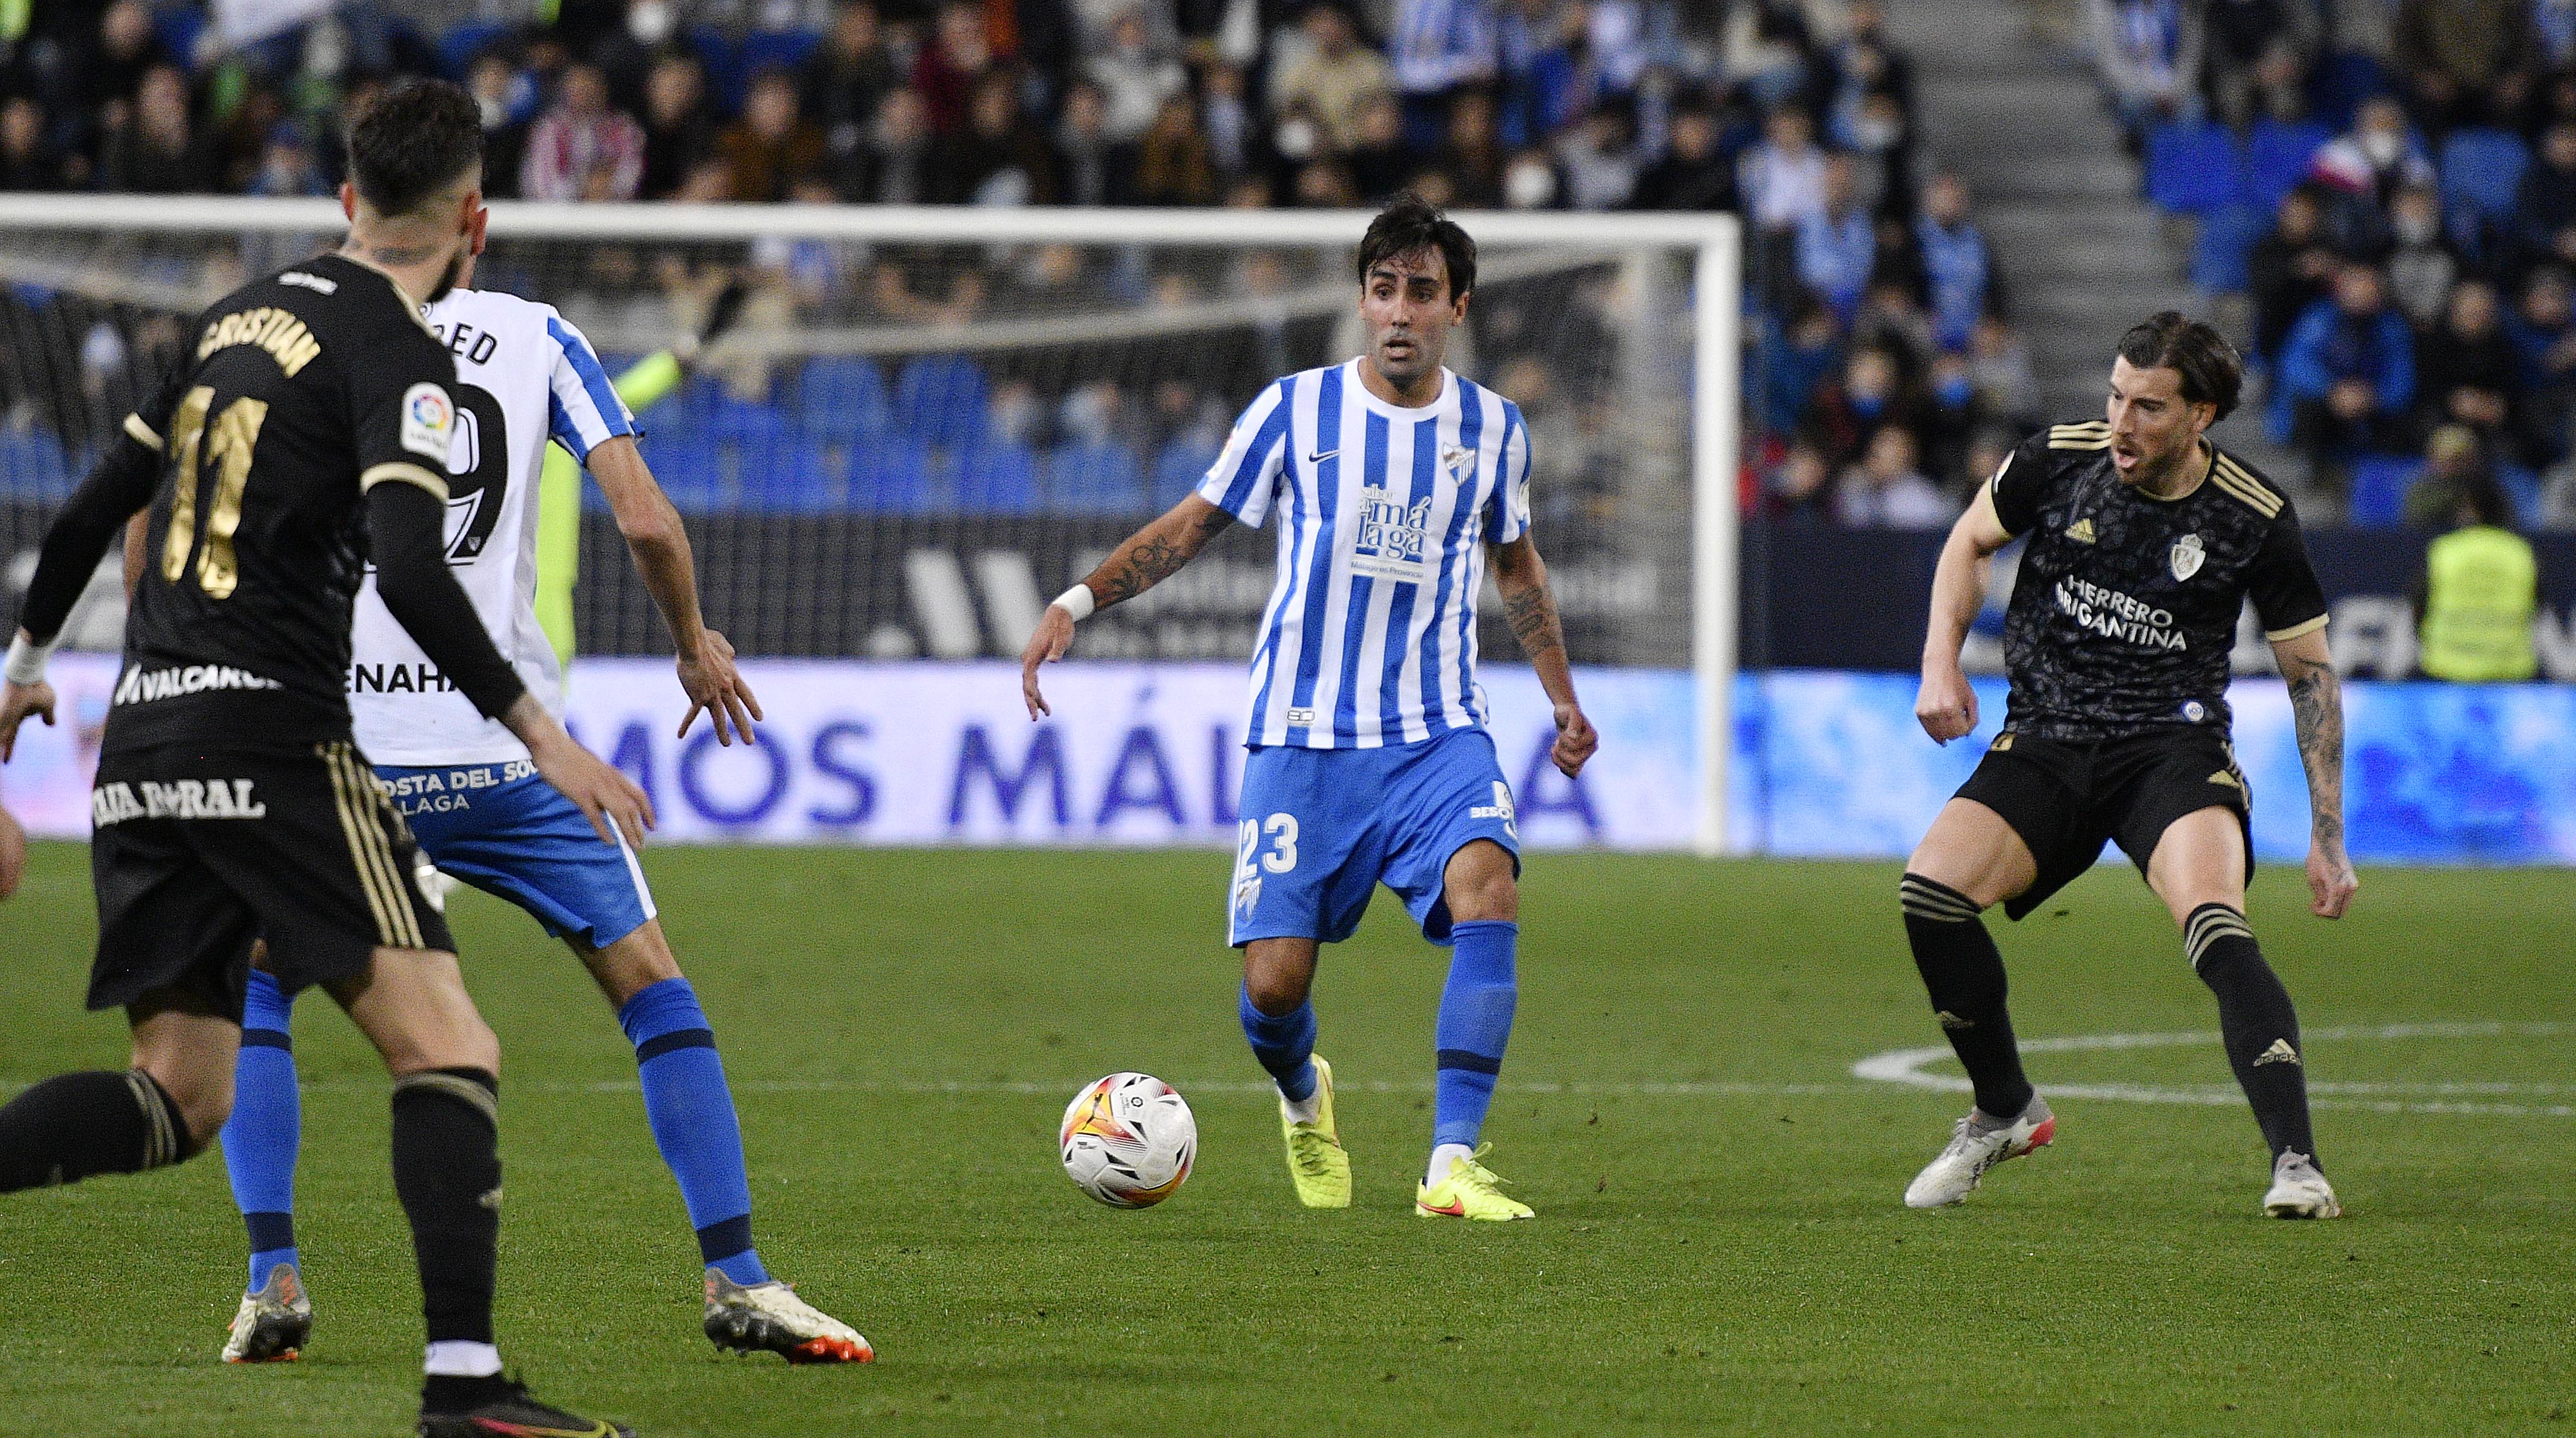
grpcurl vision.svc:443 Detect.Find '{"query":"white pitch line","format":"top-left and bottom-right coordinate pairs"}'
top-left (1852, 1022), bottom-right (2576, 1118)
top-left (186, 1076), bottom-right (1876, 1099)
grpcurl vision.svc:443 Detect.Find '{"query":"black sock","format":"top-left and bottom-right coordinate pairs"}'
top-left (0, 1070), bottom-right (187, 1192)
top-left (2188, 905), bottom-right (2316, 1162)
top-left (1900, 874), bottom-right (2035, 1120)
top-left (391, 1068), bottom-right (501, 1346)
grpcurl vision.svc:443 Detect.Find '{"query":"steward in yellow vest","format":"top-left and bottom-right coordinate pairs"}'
top-left (2417, 474), bottom-right (2538, 682)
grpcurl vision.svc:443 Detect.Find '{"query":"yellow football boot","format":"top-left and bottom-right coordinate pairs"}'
top-left (1281, 1054), bottom-right (1352, 1208)
top-left (1414, 1144), bottom-right (1533, 1221)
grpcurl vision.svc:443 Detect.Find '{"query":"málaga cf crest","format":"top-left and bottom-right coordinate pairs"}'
top-left (2170, 532), bottom-right (2205, 581)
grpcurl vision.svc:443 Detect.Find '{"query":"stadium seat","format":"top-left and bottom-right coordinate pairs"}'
top-left (951, 440), bottom-right (1041, 514)
top-left (688, 26), bottom-right (748, 113)
top-left (438, 19), bottom-right (512, 79)
top-left (0, 429), bottom-right (72, 503)
top-left (732, 436), bottom-right (842, 513)
top-left (2346, 455), bottom-right (2420, 529)
top-left (739, 30), bottom-right (822, 82)
top-left (892, 355), bottom-right (992, 450)
top-left (2439, 128), bottom-right (2531, 255)
top-left (796, 356), bottom-right (890, 441)
top-left (705, 393), bottom-right (794, 446)
top-left (631, 437), bottom-right (727, 512)
top-left (1152, 436), bottom-right (1222, 508)
top-left (154, 6), bottom-right (209, 67)
top-left (2307, 51), bottom-right (2390, 131)
top-left (1046, 441), bottom-right (1146, 515)
top-left (849, 439), bottom-right (939, 514)
top-left (2144, 121), bottom-right (2247, 216)
top-left (2191, 204), bottom-right (2265, 294)
top-left (2245, 119), bottom-right (2331, 215)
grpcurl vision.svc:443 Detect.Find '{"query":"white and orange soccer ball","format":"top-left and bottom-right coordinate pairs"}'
top-left (1059, 1072), bottom-right (1196, 1209)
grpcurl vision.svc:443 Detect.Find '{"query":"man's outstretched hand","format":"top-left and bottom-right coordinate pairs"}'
top-left (676, 627), bottom-right (763, 745)
top-left (1020, 604), bottom-right (1076, 720)
top-left (0, 679), bottom-right (56, 763)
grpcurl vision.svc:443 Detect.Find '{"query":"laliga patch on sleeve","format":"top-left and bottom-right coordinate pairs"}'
top-left (400, 382), bottom-right (454, 461)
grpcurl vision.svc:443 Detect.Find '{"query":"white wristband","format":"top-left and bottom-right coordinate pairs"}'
top-left (4, 634), bottom-right (54, 687)
top-left (1052, 584), bottom-right (1097, 622)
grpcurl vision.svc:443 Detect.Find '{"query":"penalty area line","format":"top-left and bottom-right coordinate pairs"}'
top-left (1852, 1022), bottom-right (2576, 1119)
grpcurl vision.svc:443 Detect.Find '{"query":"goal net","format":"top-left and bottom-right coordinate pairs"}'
top-left (0, 197), bottom-right (1737, 849)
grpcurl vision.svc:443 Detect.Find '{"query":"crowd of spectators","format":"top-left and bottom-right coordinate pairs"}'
top-left (2110, 0), bottom-right (2576, 529)
top-left (0, 0), bottom-right (2041, 531)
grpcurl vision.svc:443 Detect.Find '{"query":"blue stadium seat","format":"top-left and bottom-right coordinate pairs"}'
top-left (2144, 121), bottom-right (2247, 216)
top-left (732, 436), bottom-right (841, 512)
top-left (2245, 119), bottom-right (2330, 215)
top-left (631, 372), bottom-right (724, 444)
top-left (2307, 51), bottom-right (2390, 131)
top-left (2347, 455), bottom-right (2420, 529)
top-left (439, 19), bottom-right (512, 79)
top-left (631, 437), bottom-right (727, 512)
top-left (740, 30), bottom-right (822, 82)
top-left (850, 440), bottom-right (939, 513)
top-left (796, 356), bottom-right (889, 441)
top-left (155, 6), bottom-right (209, 67)
top-left (2439, 128), bottom-right (2530, 254)
top-left (0, 430), bottom-right (71, 503)
top-left (1151, 436), bottom-right (1222, 507)
top-left (689, 26), bottom-right (748, 113)
top-left (2192, 204), bottom-right (2265, 295)
top-left (705, 393), bottom-right (793, 446)
top-left (892, 355), bottom-right (991, 449)
top-left (951, 440), bottom-right (1041, 514)
top-left (1046, 441), bottom-right (1146, 514)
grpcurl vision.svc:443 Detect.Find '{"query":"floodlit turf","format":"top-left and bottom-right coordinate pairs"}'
top-left (0, 841), bottom-right (2570, 1437)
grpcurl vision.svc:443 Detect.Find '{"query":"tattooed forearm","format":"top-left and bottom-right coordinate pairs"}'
top-left (1502, 582), bottom-right (1565, 661)
top-left (1092, 534), bottom-right (1187, 606)
top-left (1082, 505), bottom-right (1232, 609)
top-left (2286, 659), bottom-right (2345, 846)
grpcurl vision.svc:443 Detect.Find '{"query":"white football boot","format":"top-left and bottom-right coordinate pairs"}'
top-left (703, 1269), bottom-right (875, 1362)
top-left (220, 1264), bottom-right (312, 1363)
top-left (2262, 1150), bottom-right (2341, 1219)
top-left (1904, 1097), bottom-right (2057, 1209)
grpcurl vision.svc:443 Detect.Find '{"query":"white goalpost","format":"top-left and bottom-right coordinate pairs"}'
top-left (0, 196), bottom-right (1739, 854)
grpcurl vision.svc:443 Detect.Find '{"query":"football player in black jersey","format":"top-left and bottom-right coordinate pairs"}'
top-left (0, 79), bottom-right (643, 1437)
top-left (1897, 313), bottom-right (2358, 1220)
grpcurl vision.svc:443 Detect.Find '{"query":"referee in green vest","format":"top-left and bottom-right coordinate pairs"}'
top-left (2415, 469), bottom-right (2539, 682)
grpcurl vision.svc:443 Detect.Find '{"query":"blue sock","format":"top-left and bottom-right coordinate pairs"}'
top-left (222, 969), bottom-right (302, 1294)
top-left (1239, 986), bottom-right (1317, 1102)
top-left (617, 977), bottom-right (767, 1286)
top-left (1433, 921), bottom-right (1519, 1151)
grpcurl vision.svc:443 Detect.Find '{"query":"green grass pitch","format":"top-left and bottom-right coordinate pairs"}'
top-left (0, 841), bottom-right (2570, 1436)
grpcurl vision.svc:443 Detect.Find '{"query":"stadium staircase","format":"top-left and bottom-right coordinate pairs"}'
top-left (1884, 0), bottom-right (2307, 484)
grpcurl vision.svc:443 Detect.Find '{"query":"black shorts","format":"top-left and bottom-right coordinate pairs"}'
top-left (1954, 727), bottom-right (2254, 922)
top-left (87, 740), bottom-right (452, 1019)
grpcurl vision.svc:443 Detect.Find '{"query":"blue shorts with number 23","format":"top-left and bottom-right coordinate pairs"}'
top-left (1226, 726), bottom-right (1520, 949)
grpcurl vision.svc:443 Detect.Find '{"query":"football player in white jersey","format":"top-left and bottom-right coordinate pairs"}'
top-left (208, 257), bottom-right (872, 1365)
top-left (1022, 197), bottom-right (1597, 1220)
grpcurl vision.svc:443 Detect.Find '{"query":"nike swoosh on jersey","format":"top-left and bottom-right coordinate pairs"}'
top-left (1307, 449), bottom-right (1339, 463)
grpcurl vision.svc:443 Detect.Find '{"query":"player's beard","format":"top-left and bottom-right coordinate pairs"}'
top-left (424, 246), bottom-right (467, 306)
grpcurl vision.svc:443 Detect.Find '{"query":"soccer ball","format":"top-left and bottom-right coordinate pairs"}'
top-left (1059, 1072), bottom-right (1196, 1209)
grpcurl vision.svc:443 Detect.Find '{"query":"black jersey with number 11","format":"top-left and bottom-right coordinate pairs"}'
top-left (1990, 421), bottom-right (2329, 740)
top-left (110, 253), bottom-right (459, 756)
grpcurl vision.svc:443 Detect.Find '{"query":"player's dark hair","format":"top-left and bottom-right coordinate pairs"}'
top-left (345, 77), bottom-right (484, 220)
top-left (2117, 311), bottom-right (2243, 422)
top-left (1356, 193), bottom-right (1476, 304)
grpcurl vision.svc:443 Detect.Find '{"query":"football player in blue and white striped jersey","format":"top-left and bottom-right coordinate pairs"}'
top-left (1021, 197), bottom-right (1595, 1221)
